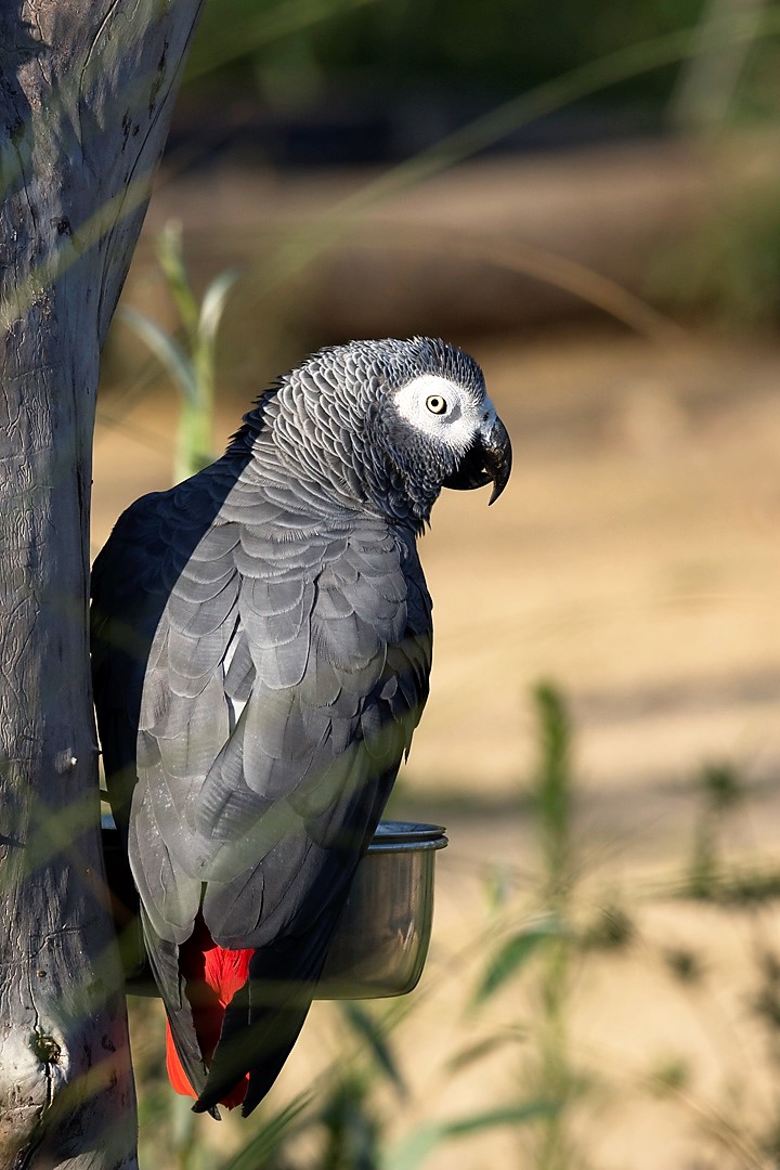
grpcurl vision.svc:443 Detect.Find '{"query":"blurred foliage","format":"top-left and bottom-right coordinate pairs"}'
top-left (532, 684), bottom-right (572, 905)
top-left (680, 760), bottom-right (780, 904)
top-left (186, 0), bottom-right (711, 113)
top-left (647, 1055), bottom-right (691, 1097)
top-left (471, 917), bottom-right (563, 1007)
top-left (527, 684), bottom-right (579, 1170)
top-left (753, 951), bottom-right (780, 1031)
top-left (650, 179), bottom-right (780, 331)
top-left (662, 946), bottom-right (705, 985)
top-left (124, 679), bottom-right (780, 1169)
top-left (120, 222), bottom-right (238, 482)
top-left (580, 903), bottom-right (635, 953)
top-left (687, 761), bottom-right (743, 898)
top-left (132, 978), bottom-right (555, 1169)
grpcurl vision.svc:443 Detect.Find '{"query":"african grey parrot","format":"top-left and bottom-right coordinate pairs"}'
top-left (91, 336), bottom-right (511, 1117)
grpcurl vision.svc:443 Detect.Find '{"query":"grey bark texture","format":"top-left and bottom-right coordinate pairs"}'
top-left (0, 2), bottom-right (202, 1166)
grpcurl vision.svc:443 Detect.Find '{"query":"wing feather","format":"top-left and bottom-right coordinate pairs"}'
top-left (93, 469), bottom-right (433, 1116)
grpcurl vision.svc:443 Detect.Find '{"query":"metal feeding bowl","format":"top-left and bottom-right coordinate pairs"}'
top-left (319, 821), bottom-right (448, 998)
top-left (101, 818), bottom-right (447, 1000)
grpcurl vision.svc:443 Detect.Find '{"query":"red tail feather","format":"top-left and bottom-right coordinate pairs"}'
top-left (164, 917), bottom-right (253, 1110)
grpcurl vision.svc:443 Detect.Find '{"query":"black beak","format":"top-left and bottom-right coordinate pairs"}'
top-left (442, 415), bottom-right (512, 505)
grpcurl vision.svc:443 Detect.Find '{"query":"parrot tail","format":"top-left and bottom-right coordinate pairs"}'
top-left (164, 916), bottom-right (253, 1111)
top-left (193, 911), bottom-right (341, 1118)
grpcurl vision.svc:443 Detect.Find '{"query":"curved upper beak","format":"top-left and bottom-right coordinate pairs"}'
top-left (442, 414), bottom-right (512, 505)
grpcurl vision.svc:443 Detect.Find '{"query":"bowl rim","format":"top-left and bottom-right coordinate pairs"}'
top-left (367, 821), bottom-right (448, 852)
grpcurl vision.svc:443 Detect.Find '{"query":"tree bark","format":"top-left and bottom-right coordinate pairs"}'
top-left (0, 2), bottom-right (202, 1165)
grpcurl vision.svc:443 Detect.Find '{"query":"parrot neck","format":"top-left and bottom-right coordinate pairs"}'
top-left (229, 383), bottom-right (435, 535)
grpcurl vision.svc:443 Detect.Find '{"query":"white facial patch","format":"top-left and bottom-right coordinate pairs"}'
top-left (393, 374), bottom-right (493, 454)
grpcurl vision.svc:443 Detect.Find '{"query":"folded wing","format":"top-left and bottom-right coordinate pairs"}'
top-left (93, 467), bottom-right (432, 1115)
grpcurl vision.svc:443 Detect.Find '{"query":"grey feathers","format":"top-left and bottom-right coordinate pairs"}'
top-left (91, 336), bottom-right (501, 1115)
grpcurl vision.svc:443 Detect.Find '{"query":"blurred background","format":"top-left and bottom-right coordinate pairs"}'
top-left (93, 1), bottom-right (780, 1166)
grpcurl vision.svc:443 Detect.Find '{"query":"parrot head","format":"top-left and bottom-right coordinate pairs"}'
top-left (272, 336), bottom-right (512, 526)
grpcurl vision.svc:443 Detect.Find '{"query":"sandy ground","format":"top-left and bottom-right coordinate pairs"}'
top-left (99, 327), bottom-right (780, 1169)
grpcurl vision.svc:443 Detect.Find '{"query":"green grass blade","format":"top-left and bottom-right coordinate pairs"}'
top-left (219, 1089), bottom-right (314, 1170)
top-left (198, 267), bottom-right (240, 347)
top-left (533, 682), bottom-right (573, 899)
top-left (472, 918), bottom-right (563, 1007)
top-left (341, 1002), bottom-right (407, 1099)
top-left (157, 220), bottom-right (200, 347)
top-left (382, 1101), bottom-right (559, 1170)
top-left (118, 306), bottom-right (197, 405)
top-left (446, 1028), bottom-right (526, 1074)
top-left (444, 1102), bottom-right (561, 1137)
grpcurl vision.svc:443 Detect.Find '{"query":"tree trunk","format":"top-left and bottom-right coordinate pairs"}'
top-left (0, 2), bottom-right (202, 1165)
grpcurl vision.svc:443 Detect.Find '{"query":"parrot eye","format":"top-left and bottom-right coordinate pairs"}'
top-left (425, 394), bottom-right (448, 415)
